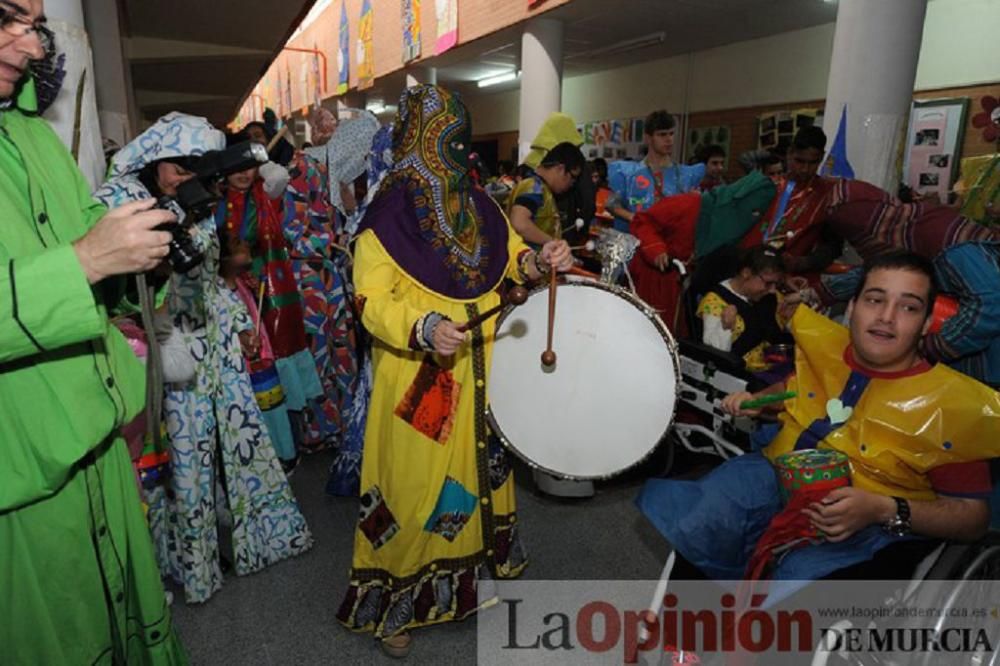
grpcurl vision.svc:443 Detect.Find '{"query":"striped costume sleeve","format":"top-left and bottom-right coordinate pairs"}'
top-left (924, 244), bottom-right (1000, 365)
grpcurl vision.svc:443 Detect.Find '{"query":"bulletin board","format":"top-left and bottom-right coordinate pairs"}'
top-left (757, 108), bottom-right (819, 154)
top-left (903, 98), bottom-right (970, 201)
top-left (687, 125), bottom-right (731, 167)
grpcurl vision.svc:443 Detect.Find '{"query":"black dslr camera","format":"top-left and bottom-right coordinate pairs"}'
top-left (156, 140), bottom-right (269, 272)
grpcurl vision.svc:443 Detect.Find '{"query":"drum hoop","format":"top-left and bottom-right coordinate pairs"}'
top-left (486, 277), bottom-right (681, 480)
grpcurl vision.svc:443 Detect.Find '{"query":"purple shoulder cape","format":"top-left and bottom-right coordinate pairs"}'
top-left (357, 184), bottom-right (511, 300)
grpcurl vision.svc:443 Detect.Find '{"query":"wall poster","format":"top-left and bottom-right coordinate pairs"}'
top-left (687, 125), bottom-right (730, 167)
top-left (903, 98), bottom-right (970, 202)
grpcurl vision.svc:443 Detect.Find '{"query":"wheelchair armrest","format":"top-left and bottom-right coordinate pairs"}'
top-left (677, 339), bottom-right (752, 377)
top-left (677, 339), bottom-right (771, 393)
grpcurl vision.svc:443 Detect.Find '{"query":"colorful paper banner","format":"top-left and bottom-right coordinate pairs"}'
top-left (434, 0), bottom-right (458, 56)
top-left (357, 0), bottom-right (374, 90)
top-left (337, 0), bottom-right (349, 94)
top-left (403, 0), bottom-right (421, 63)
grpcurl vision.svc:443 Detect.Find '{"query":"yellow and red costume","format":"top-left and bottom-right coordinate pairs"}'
top-left (638, 307), bottom-right (1000, 584)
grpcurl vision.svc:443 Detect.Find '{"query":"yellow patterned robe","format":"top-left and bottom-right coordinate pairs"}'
top-left (337, 226), bottom-right (532, 638)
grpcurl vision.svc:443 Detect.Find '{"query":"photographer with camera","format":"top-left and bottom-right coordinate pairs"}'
top-left (96, 112), bottom-right (313, 606)
top-left (0, 2), bottom-right (187, 663)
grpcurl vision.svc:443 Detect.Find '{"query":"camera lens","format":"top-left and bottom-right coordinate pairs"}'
top-left (154, 196), bottom-right (204, 273)
top-left (166, 226), bottom-right (203, 273)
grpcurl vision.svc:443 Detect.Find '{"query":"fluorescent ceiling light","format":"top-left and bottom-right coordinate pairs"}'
top-left (365, 103), bottom-right (396, 115)
top-left (477, 71), bottom-right (519, 88)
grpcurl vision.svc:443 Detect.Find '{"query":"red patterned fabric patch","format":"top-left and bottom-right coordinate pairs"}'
top-left (358, 486), bottom-right (400, 550)
top-left (394, 357), bottom-right (461, 444)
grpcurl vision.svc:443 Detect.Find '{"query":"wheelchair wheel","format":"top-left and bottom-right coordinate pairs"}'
top-left (916, 533), bottom-right (1000, 666)
top-left (810, 620), bottom-right (870, 666)
top-left (812, 534), bottom-right (1000, 666)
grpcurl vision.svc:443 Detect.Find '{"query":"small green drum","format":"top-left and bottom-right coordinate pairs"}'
top-left (774, 449), bottom-right (851, 504)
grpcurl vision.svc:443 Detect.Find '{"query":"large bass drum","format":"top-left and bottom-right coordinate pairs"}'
top-left (488, 277), bottom-right (679, 480)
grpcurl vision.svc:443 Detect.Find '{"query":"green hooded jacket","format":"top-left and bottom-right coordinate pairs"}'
top-left (0, 79), bottom-right (186, 664)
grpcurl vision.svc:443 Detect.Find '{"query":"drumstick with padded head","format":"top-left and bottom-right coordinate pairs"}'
top-left (457, 286), bottom-right (529, 332)
top-left (541, 268), bottom-right (557, 367)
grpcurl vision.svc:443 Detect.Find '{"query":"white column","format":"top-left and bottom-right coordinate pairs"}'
top-left (43, 0), bottom-right (106, 190)
top-left (82, 0), bottom-right (135, 146)
top-left (517, 18), bottom-right (563, 163)
top-left (45, 0), bottom-right (83, 23)
top-left (821, 0), bottom-right (927, 190)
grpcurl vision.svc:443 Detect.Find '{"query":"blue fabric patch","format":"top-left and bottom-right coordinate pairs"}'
top-left (424, 476), bottom-right (478, 542)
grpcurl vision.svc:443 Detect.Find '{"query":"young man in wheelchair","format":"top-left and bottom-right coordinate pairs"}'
top-left (638, 250), bottom-right (1000, 583)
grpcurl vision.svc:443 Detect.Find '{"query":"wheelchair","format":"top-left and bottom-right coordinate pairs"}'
top-left (657, 253), bottom-right (779, 473)
top-left (669, 339), bottom-right (759, 463)
top-left (811, 529), bottom-right (1000, 666)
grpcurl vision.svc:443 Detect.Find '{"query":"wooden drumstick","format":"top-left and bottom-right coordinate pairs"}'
top-left (266, 125), bottom-right (290, 152)
top-left (567, 265), bottom-right (600, 280)
top-left (254, 277), bottom-right (266, 334)
top-left (541, 267), bottom-right (557, 367)
top-left (458, 286), bottom-right (529, 332)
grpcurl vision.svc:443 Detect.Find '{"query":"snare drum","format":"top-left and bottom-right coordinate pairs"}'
top-left (488, 277), bottom-right (680, 479)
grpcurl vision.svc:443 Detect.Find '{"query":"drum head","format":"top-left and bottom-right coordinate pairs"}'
top-left (488, 280), bottom-right (678, 479)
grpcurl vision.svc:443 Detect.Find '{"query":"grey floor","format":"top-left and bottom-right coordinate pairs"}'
top-left (170, 450), bottom-right (677, 665)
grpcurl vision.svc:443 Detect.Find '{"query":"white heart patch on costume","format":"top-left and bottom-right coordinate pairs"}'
top-left (826, 398), bottom-right (853, 425)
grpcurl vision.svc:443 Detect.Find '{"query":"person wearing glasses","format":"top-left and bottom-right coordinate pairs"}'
top-left (0, 1), bottom-right (186, 663)
top-left (506, 141), bottom-right (586, 248)
top-left (697, 246), bottom-right (797, 371)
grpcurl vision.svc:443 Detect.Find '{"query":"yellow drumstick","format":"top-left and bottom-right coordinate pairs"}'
top-left (255, 278), bottom-right (266, 334)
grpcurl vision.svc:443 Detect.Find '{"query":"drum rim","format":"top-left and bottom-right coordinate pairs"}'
top-left (486, 277), bottom-right (681, 481)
